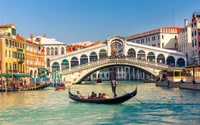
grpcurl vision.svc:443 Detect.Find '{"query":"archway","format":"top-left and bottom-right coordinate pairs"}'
top-left (61, 59), bottom-right (69, 71)
top-left (147, 52), bottom-right (155, 61)
top-left (167, 56), bottom-right (175, 66)
top-left (90, 52), bottom-right (98, 62)
top-left (52, 62), bottom-right (60, 72)
top-left (110, 40), bottom-right (123, 57)
top-left (80, 54), bottom-right (88, 64)
top-left (127, 48), bottom-right (136, 57)
top-left (99, 49), bottom-right (107, 59)
top-left (30, 70), bottom-right (33, 78)
top-left (157, 54), bottom-right (165, 63)
top-left (137, 50), bottom-right (145, 60)
top-left (71, 57), bottom-right (79, 67)
top-left (177, 58), bottom-right (185, 67)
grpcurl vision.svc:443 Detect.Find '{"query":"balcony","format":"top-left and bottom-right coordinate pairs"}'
top-left (17, 57), bottom-right (25, 63)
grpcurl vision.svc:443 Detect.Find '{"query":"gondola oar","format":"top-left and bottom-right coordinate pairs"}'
top-left (118, 87), bottom-right (142, 103)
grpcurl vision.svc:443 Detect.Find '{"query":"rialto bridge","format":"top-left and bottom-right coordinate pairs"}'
top-left (50, 35), bottom-right (186, 84)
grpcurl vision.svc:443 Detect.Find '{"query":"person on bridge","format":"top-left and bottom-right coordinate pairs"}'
top-left (111, 79), bottom-right (118, 97)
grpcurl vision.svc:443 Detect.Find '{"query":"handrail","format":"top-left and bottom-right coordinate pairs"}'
top-left (62, 57), bottom-right (169, 75)
top-left (51, 44), bottom-right (107, 60)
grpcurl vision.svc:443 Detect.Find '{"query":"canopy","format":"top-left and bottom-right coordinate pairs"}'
top-left (0, 74), bottom-right (13, 77)
top-left (39, 68), bottom-right (48, 72)
top-left (0, 74), bottom-right (30, 78)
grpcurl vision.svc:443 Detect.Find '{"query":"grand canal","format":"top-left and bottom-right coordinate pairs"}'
top-left (0, 81), bottom-right (200, 125)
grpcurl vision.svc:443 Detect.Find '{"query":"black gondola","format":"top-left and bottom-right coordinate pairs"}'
top-left (0, 83), bottom-right (50, 92)
top-left (68, 86), bottom-right (137, 104)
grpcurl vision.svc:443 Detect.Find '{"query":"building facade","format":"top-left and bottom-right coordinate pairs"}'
top-left (25, 34), bottom-right (45, 79)
top-left (178, 12), bottom-right (200, 65)
top-left (0, 24), bottom-right (26, 75)
top-left (127, 27), bottom-right (182, 50)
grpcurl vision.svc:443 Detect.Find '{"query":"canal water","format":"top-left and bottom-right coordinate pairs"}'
top-left (0, 81), bottom-right (200, 125)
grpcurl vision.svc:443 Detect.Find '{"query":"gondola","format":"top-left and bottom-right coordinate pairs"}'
top-left (68, 86), bottom-right (137, 104)
top-left (55, 85), bottom-right (66, 91)
top-left (0, 83), bottom-right (50, 92)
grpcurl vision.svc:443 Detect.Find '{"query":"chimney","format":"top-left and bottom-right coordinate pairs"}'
top-left (38, 37), bottom-right (41, 45)
top-left (30, 34), bottom-right (34, 42)
top-left (184, 19), bottom-right (188, 27)
top-left (43, 34), bottom-right (46, 38)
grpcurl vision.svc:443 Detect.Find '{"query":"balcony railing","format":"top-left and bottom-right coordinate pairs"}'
top-left (17, 57), bottom-right (25, 63)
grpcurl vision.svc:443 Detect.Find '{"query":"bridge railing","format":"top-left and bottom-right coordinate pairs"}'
top-left (62, 57), bottom-right (169, 75)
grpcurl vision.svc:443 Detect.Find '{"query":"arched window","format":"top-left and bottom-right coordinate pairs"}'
top-left (61, 47), bottom-right (64, 55)
top-left (46, 47), bottom-right (50, 55)
top-left (51, 47), bottom-right (54, 55)
top-left (55, 47), bottom-right (58, 55)
top-left (46, 58), bottom-right (50, 67)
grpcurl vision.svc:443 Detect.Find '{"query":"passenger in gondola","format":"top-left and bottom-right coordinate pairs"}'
top-left (77, 91), bottom-right (83, 98)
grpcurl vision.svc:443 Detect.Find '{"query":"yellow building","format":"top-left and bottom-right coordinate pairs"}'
top-left (0, 24), bottom-right (27, 76)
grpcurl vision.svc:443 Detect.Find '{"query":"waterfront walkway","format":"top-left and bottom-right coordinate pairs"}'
top-left (156, 82), bottom-right (200, 91)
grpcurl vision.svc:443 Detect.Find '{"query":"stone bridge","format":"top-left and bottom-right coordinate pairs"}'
top-left (62, 57), bottom-right (169, 84)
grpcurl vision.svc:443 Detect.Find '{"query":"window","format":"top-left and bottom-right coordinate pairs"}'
top-left (195, 39), bottom-right (197, 46)
top-left (5, 50), bottom-right (7, 57)
top-left (47, 47), bottom-right (50, 55)
top-left (61, 47), bottom-right (64, 55)
top-left (162, 35), bottom-right (164, 39)
top-left (11, 28), bottom-right (16, 36)
top-left (55, 47), bottom-right (58, 55)
top-left (158, 35), bottom-right (160, 40)
top-left (192, 40), bottom-right (194, 47)
top-left (162, 43), bottom-right (164, 48)
top-left (51, 47), bottom-right (54, 55)
top-left (5, 39), bottom-right (8, 45)
top-left (9, 40), bottom-right (12, 46)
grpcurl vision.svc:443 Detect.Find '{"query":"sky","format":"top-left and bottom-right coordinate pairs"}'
top-left (0, 0), bottom-right (200, 45)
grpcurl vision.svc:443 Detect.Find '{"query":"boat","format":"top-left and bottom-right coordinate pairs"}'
top-left (0, 83), bottom-right (50, 92)
top-left (143, 79), bottom-right (155, 83)
top-left (68, 86), bottom-right (137, 104)
top-left (55, 85), bottom-right (66, 91)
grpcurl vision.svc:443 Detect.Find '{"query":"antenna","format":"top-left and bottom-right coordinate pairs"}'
top-left (172, 10), bottom-right (174, 26)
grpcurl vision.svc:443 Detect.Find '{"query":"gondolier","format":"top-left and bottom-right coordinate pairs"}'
top-left (111, 79), bottom-right (117, 97)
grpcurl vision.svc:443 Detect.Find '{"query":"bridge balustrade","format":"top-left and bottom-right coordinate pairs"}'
top-left (62, 57), bottom-right (169, 75)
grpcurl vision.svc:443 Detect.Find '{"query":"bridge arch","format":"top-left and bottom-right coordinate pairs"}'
top-left (80, 54), bottom-right (88, 64)
top-left (90, 52), bottom-right (98, 62)
top-left (71, 57), bottom-right (79, 67)
top-left (147, 52), bottom-right (155, 61)
top-left (157, 54), bottom-right (165, 63)
top-left (127, 48), bottom-right (136, 57)
top-left (52, 62), bottom-right (60, 72)
top-left (167, 56), bottom-right (175, 66)
top-left (75, 64), bottom-right (158, 84)
top-left (137, 50), bottom-right (145, 59)
top-left (177, 58), bottom-right (185, 67)
top-left (99, 49), bottom-right (107, 59)
top-left (61, 59), bottom-right (69, 71)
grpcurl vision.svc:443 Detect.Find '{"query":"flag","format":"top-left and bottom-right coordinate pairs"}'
top-left (38, 46), bottom-right (40, 52)
top-left (41, 47), bottom-right (45, 53)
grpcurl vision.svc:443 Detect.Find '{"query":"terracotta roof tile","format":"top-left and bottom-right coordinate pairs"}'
top-left (0, 24), bottom-right (15, 28)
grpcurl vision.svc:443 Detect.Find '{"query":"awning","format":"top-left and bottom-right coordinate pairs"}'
top-left (0, 74), bottom-right (13, 77)
top-left (14, 74), bottom-right (30, 78)
top-left (39, 68), bottom-right (48, 72)
top-left (0, 74), bottom-right (30, 78)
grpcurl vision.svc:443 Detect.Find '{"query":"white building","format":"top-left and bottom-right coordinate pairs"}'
top-left (126, 27), bottom-right (182, 50)
top-left (178, 12), bottom-right (200, 65)
top-left (29, 34), bottom-right (67, 71)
